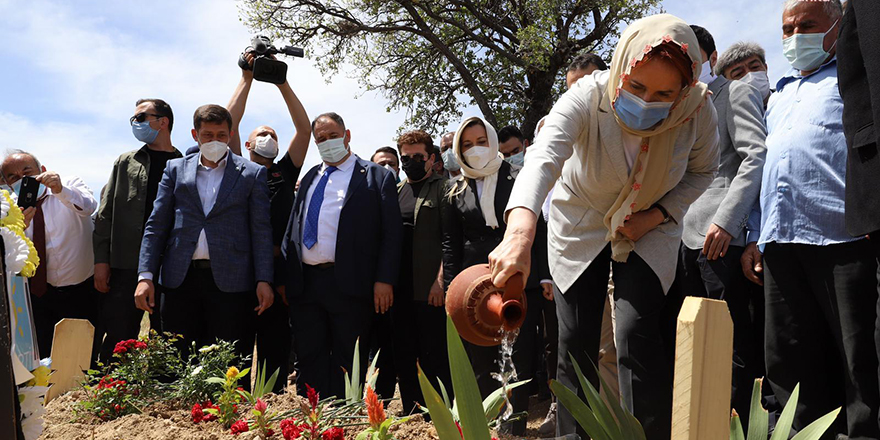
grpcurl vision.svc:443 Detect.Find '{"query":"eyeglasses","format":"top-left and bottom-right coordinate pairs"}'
top-left (130, 112), bottom-right (165, 125)
top-left (400, 154), bottom-right (427, 164)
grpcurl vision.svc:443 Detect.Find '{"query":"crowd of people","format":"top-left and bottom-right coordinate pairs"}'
top-left (9, 0), bottom-right (880, 439)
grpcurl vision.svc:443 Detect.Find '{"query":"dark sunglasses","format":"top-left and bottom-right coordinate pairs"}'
top-left (400, 154), bottom-right (427, 164)
top-left (130, 112), bottom-right (165, 125)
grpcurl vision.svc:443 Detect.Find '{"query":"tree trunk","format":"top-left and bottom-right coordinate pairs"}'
top-left (521, 68), bottom-right (561, 141)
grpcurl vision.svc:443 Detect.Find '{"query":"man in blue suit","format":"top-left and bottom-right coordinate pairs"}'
top-left (135, 104), bottom-right (274, 359)
top-left (282, 112), bottom-right (401, 398)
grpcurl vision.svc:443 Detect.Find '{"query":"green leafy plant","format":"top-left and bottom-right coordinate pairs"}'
top-left (78, 375), bottom-right (141, 421)
top-left (549, 354), bottom-right (646, 440)
top-left (233, 361), bottom-right (282, 438)
top-left (205, 366), bottom-right (249, 428)
top-left (344, 337), bottom-right (380, 404)
top-left (730, 379), bottom-right (840, 440)
top-left (173, 340), bottom-right (241, 405)
top-left (108, 332), bottom-right (183, 401)
top-left (417, 316), bottom-right (494, 440)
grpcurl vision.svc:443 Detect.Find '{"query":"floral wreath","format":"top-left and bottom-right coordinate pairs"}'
top-left (0, 190), bottom-right (40, 277)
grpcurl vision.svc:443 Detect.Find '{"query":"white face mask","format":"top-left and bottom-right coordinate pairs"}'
top-left (253, 135), bottom-right (279, 159)
top-left (739, 71), bottom-right (771, 100)
top-left (699, 60), bottom-right (717, 85)
top-left (200, 140), bottom-right (228, 163)
top-left (442, 148), bottom-right (461, 172)
top-left (462, 146), bottom-right (493, 170)
top-left (783, 18), bottom-right (839, 72)
top-left (316, 137), bottom-right (349, 164)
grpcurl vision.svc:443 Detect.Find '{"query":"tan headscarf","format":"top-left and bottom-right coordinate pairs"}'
top-left (452, 116), bottom-right (504, 228)
top-left (603, 14), bottom-right (710, 261)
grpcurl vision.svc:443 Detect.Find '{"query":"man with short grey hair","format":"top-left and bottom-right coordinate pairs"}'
top-left (742, 1), bottom-right (880, 438)
top-left (715, 42), bottom-right (772, 104)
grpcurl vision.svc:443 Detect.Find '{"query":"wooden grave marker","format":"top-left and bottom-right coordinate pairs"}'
top-left (45, 319), bottom-right (94, 403)
top-left (671, 297), bottom-right (734, 440)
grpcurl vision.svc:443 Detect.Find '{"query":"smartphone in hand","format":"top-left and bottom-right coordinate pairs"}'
top-left (17, 176), bottom-right (40, 209)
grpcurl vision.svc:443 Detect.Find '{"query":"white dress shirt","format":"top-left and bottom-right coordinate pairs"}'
top-left (192, 151), bottom-right (229, 260)
top-left (23, 175), bottom-right (97, 287)
top-left (139, 151), bottom-right (228, 282)
top-left (301, 154), bottom-right (356, 265)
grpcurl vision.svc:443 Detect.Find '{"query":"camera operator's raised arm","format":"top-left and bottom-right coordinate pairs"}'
top-left (226, 52), bottom-right (255, 156)
top-left (278, 80), bottom-right (310, 167)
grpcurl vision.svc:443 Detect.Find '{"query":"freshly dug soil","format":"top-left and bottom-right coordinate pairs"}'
top-left (38, 386), bottom-right (553, 440)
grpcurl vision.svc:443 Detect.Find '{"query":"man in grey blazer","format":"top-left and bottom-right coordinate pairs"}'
top-left (135, 104), bottom-right (274, 360)
top-left (676, 26), bottom-right (767, 425)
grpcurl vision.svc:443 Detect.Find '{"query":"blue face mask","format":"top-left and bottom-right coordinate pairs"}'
top-left (505, 151), bottom-right (524, 166)
top-left (614, 88), bottom-right (674, 131)
top-left (4, 180), bottom-right (47, 200)
top-left (442, 148), bottom-right (461, 172)
top-left (782, 18), bottom-right (839, 72)
top-left (132, 120), bottom-right (159, 144)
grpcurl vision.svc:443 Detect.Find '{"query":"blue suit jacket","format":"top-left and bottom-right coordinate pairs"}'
top-left (281, 155), bottom-right (401, 299)
top-left (138, 152), bottom-right (273, 292)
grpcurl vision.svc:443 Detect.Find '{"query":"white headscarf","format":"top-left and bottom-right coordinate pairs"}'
top-left (453, 116), bottom-right (504, 228)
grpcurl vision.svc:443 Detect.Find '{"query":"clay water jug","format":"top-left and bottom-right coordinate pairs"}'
top-left (445, 264), bottom-right (526, 346)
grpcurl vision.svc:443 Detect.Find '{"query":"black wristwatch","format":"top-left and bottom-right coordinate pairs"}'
top-left (653, 204), bottom-right (671, 224)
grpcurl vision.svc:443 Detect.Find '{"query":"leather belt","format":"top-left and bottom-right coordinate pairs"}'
top-left (191, 260), bottom-right (211, 270)
top-left (305, 262), bottom-right (335, 270)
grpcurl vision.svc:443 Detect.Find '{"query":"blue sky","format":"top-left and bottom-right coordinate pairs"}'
top-left (0, 0), bottom-right (788, 196)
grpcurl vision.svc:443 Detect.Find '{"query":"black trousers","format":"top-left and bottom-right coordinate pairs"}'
top-left (31, 277), bottom-right (101, 363)
top-left (160, 264), bottom-right (256, 363)
top-left (764, 241), bottom-right (880, 440)
top-left (98, 269), bottom-right (162, 364)
top-left (371, 311), bottom-right (397, 399)
top-left (392, 297), bottom-right (451, 415)
top-left (556, 246), bottom-right (673, 440)
top-left (672, 244), bottom-right (765, 428)
top-left (256, 291), bottom-right (290, 394)
top-left (537, 291), bottom-right (559, 396)
top-left (291, 264), bottom-right (373, 399)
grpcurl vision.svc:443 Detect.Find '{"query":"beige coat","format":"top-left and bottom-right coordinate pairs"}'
top-left (508, 70), bottom-right (720, 293)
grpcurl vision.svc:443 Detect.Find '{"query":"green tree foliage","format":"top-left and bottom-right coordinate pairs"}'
top-left (239, 0), bottom-right (660, 138)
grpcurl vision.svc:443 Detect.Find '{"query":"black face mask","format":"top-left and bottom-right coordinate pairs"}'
top-left (402, 158), bottom-right (429, 182)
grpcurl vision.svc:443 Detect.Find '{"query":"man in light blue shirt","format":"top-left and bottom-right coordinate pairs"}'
top-left (741, 1), bottom-right (880, 438)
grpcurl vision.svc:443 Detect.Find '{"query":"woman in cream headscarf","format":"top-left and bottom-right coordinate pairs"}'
top-left (488, 14), bottom-right (720, 439)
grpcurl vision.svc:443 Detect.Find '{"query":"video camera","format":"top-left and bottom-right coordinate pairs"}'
top-left (239, 35), bottom-right (305, 85)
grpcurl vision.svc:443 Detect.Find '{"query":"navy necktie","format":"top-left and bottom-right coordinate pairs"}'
top-left (303, 166), bottom-right (338, 249)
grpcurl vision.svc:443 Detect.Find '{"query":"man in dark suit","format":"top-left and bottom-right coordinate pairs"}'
top-left (282, 112), bottom-right (401, 398)
top-left (839, 0), bottom-right (880, 247)
top-left (135, 104), bottom-right (274, 361)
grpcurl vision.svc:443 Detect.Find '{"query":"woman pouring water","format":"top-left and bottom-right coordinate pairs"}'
top-left (488, 14), bottom-right (720, 440)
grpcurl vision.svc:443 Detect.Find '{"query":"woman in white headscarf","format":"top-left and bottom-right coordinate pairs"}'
top-left (440, 116), bottom-right (549, 433)
top-left (488, 14), bottom-right (720, 439)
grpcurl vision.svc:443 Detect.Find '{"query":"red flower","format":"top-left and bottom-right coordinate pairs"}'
top-left (267, 429), bottom-right (275, 437)
top-left (135, 341), bottom-right (147, 350)
top-left (191, 403), bottom-right (204, 423)
top-left (322, 427), bottom-right (344, 440)
top-left (201, 401), bottom-right (218, 422)
top-left (113, 341), bottom-right (128, 355)
top-left (365, 386), bottom-right (386, 428)
top-left (281, 419), bottom-right (302, 440)
top-left (231, 420), bottom-right (249, 435)
top-left (306, 384), bottom-right (319, 409)
top-left (255, 398), bottom-right (268, 414)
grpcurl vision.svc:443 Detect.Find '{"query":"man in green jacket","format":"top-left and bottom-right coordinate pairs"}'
top-left (393, 129), bottom-right (451, 414)
top-left (93, 98), bottom-right (182, 363)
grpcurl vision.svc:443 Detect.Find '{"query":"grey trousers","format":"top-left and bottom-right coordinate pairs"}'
top-left (556, 245), bottom-right (674, 440)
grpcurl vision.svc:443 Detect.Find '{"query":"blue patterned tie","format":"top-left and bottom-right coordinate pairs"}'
top-left (303, 166), bottom-right (338, 249)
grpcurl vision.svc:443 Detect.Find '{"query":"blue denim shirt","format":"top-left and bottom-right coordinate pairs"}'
top-left (745, 58), bottom-right (859, 248)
